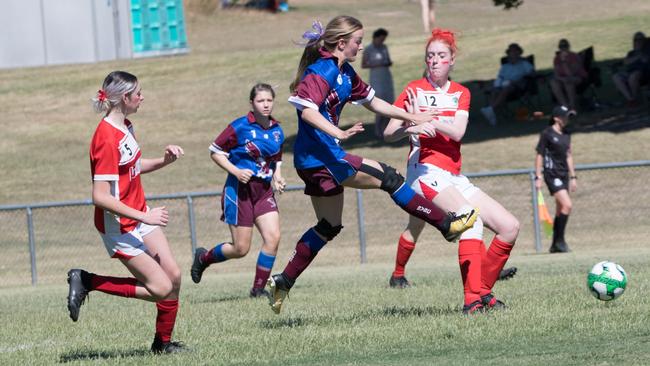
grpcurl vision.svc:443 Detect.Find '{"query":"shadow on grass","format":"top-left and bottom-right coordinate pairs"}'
top-left (280, 57), bottom-right (649, 152)
top-left (259, 304), bottom-right (458, 329)
top-left (59, 348), bottom-right (149, 363)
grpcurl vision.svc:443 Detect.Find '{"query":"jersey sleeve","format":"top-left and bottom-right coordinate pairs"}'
top-left (210, 124), bottom-right (238, 156)
top-left (456, 86), bottom-right (471, 116)
top-left (349, 71), bottom-right (375, 105)
top-left (91, 132), bottom-right (119, 181)
top-left (288, 64), bottom-right (336, 111)
top-left (535, 131), bottom-right (548, 154)
top-left (393, 81), bottom-right (415, 110)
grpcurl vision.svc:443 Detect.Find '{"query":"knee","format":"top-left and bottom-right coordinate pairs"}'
top-left (168, 267), bottom-right (182, 291)
top-left (561, 201), bottom-right (573, 214)
top-left (150, 279), bottom-right (174, 300)
top-left (500, 216), bottom-right (520, 243)
top-left (231, 245), bottom-right (250, 258)
top-left (378, 163), bottom-right (405, 194)
top-left (265, 230), bottom-right (281, 247)
top-left (314, 218), bottom-right (344, 241)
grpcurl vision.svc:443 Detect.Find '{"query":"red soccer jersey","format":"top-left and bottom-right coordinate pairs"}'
top-left (394, 78), bottom-right (470, 174)
top-left (89, 119), bottom-right (146, 234)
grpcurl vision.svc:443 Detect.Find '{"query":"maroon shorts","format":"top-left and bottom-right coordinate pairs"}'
top-left (296, 153), bottom-right (363, 197)
top-left (221, 176), bottom-right (278, 227)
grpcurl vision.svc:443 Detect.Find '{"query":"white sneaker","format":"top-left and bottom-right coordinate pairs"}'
top-left (480, 106), bottom-right (497, 126)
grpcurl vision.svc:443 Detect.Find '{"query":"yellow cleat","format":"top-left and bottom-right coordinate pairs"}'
top-left (267, 274), bottom-right (290, 314)
top-left (444, 207), bottom-right (479, 242)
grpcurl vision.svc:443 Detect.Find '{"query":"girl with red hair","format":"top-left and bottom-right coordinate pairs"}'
top-left (384, 29), bottom-right (520, 314)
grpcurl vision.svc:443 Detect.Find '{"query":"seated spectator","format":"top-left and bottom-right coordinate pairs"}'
top-left (481, 43), bottom-right (534, 126)
top-left (362, 28), bottom-right (394, 138)
top-left (550, 39), bottom-right (587, 113)
top-left (612, 31), bottom-right (650, 108)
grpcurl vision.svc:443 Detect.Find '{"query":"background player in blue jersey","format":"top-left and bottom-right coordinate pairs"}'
top-left (266, 16), bottom-right (478, 314)
top-left (191, 84), bottom-right (286, 298)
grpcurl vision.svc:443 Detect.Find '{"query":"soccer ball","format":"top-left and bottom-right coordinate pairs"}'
top-left (587, 261), bottom-right (627, 301)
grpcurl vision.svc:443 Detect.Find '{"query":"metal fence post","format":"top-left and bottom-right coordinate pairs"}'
top-left (27, 207), bottom-right (37, 285)
top-left (356, 189), bottom-right (367, 264)
top-left (187, 196), bottom-right (197, 256)
top-left (530, 172), bottom-right (542, 253)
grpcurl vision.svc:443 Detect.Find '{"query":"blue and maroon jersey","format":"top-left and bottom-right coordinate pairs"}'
top-left (288, 48), bottom-right (375, 169)
top-left (209, 112), bottom-right (284, 182)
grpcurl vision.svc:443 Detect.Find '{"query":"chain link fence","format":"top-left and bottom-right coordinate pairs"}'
top-left (1, 161), bottom-right (648, 288)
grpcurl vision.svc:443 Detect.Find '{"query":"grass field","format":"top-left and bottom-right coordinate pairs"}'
top-left (1, 0), bottom-right (650, 364)
top-left (1, 247), bottom-right (649, 365)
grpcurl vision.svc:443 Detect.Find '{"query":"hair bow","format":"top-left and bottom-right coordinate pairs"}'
top-left (97, 89), bottom-right (107, 102)
top-left (295, 21), bottom-right (324, 47)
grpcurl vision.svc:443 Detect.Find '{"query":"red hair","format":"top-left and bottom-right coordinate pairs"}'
top-left (426, 28), bottom-right (457, 55)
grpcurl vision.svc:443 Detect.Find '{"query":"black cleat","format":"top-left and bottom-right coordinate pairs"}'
top-left (151, 337), bottom-right (189, 354)
top-left (389, 275), bottom-right (412, 289)
top-left (442, 208), bottom-right (479, 242)
top-left (249, 287), bottom-right (271, 298)
top-left (67, 269), bottom-right (90, 322)
top-left (462, 300), bottom-right (485, 315)
top-left (549, 241), bottom-right (570, 253)
top-left (498, 267), bottom-right (518, 281)
top-left (481, 293), bottom-right (507, 311)
top-left (190, 247), bottom-right (209, 284)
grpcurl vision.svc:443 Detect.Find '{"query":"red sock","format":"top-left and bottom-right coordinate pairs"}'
top-left (90, 274), bottom-right (137, 298)
top-left (155, 299), bottom-right (179, 343)
top-left (481, 236), bottom-right (514, 296)
top-left (392, 234), bottom-right (416, 277)
top-left (458, 239), bottom-right (483, 305)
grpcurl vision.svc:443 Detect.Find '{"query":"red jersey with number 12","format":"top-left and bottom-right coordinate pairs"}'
top-left (394, 79), bottom-right (470, 174)
top-left (89, 119), bottom-right (145, 234)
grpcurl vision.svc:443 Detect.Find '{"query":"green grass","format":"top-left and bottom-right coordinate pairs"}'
top-left (1, 247), bottom-right (649, 365)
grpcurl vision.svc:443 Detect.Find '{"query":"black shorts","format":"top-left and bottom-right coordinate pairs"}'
top-left (543, 173), bottom-right (569, 195)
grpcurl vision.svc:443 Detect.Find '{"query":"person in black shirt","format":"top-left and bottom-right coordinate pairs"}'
top-left (535, 105), bottom-right (577, 253)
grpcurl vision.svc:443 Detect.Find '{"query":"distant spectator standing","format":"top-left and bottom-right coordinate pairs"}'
top-left (362, 28), bottom-right (395, 138)
top-left (550, 39), bottom-right (587, 113)
top-left (419, 0), bottom-right (436, 34)
top-left (535, 106), bottom-right (577, 254)
top-left (480, 43), bottom-right (534, 126)
top-left (612, 31), bottom-right (650, 108)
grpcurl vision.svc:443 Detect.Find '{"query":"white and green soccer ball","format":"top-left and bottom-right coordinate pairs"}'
top-left (587, 261), bottom-right (627, 301)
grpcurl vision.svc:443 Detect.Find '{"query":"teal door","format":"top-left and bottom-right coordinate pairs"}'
top-left (131, 0), bottom-right (188, 54)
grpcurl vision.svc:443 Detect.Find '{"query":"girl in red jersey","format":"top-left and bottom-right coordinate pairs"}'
top-left (384, 29), bottom-right (520, 314)
top-left (66, 71), bottom-right (187, 353)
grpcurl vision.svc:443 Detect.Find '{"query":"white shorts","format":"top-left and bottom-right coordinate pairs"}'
top-left (100, 221), bottom-right (158, 259)
top-left (406, 163), bottom-right (484, 240)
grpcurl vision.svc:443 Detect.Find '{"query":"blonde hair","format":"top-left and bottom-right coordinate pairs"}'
top-left (290, 16), bottom-right (363, 93)
top-left (92, 71), bottom-right (139, 114)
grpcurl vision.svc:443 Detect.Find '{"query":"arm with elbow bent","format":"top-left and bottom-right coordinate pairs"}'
top-left (140, 145), bottom-right (184, 174)
top-left (429, 113), bottom-right (468, 142)
top-left (383, 117), bottom-right (436, 142)
top-left (92, 180), bottom-right (168, 226)
top-left (363, 96), bottom-right (434, 125)
top-left (211, 152), bottom-right (253, 184)
top-left (300, 107), bottom-right (364, 141)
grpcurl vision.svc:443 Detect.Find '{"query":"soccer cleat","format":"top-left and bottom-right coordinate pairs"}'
top-left (67, 269), bottom-right (90, 322)
top-left (481, 293), bottom-right (507, 311)
top-left (190, 247), bottom-right (209, 284)
top-left (462, 300), bottom-right (485, 315)
top-left (549, 241), bottom-right (570, 253)
top-left (389, 275), bottom-right (412, 289)
top-left (267, 274), bottom-right (290, 314)
top-left (443, 208), bottom-right (479, 242)
top-left (151, 337), bottom-right (189, 354)
top-left (498, 267), bottom-right (518, 281)
top-left (249, 287), bottom-right (271, 298)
